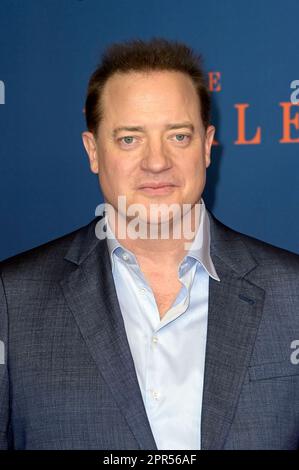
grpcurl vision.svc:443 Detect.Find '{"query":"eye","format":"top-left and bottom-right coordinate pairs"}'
top-left (172, 134), bottom-right (191, 143)
top-left (119, 136), bottom-right (136, 145)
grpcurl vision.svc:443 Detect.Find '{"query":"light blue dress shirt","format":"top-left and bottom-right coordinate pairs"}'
top-left (104, 198), bottom-right (220, 450)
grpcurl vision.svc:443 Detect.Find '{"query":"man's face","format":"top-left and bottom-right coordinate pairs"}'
top-left (82, 70), bottom-right (215, 223)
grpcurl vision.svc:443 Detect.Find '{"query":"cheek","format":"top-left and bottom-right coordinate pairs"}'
top-left (100, 152), bottom-right (123, 178)
top-left (179, 156), bottom-right (204, 181)
top-left (100, 154), bottom-right (135, 191)
top-left (109, 147), bottom-right (141, 173)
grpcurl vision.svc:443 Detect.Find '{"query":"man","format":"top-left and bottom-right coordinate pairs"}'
top-left (1, 38), bottom-right (299, 450)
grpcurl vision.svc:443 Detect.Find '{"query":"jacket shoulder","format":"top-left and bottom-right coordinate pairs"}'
top-left (209, 211), bottom-right (299, 273)
top-left (0, 219), bottom-right (95, 281)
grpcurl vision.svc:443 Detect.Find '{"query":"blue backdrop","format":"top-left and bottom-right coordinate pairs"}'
top-left (0, 0), bottom-right (298, 260)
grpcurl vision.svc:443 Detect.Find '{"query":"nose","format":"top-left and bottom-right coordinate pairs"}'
top-left (140, 137), bottom-right (172, 173)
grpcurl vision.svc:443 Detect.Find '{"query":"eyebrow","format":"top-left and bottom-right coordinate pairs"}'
top-left (112, 122), bottom-right (194, 137)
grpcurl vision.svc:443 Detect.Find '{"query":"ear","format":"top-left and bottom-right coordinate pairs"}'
top-left (204, 125), bottom-right (215, 168)
top-left (82, 131), bottom-right (99, 174)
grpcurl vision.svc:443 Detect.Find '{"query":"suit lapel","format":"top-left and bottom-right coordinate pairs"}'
top-left (60, 211), bottom-right (266, 451)
top-left (60, 218), bottom-right (157, 450)
top-left (201, 212), bottom-right (266, 449)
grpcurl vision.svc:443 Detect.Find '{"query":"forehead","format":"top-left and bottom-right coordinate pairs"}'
top-left (100, 70), bottom-right (200, 123)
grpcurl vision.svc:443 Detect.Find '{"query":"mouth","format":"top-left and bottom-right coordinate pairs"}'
top-left (137, 183), bottom-right (178, 196)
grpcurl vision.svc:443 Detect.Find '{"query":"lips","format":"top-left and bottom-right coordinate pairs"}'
top-left (138, 182), bottom-right (177, 189)
top-left (137, 182), bottom-right (178, 196)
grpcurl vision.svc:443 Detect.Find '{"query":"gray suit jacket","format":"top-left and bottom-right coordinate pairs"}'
top-left (1, 210), bottom-right (299, 450)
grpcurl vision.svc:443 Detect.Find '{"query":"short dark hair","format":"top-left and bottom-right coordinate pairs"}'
top-left (85, 37), bottom-right (211, 135)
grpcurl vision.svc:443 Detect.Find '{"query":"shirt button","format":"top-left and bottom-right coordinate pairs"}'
top-left (139, 287), bottom-right (147, 295)
top-left (152, 336), bottom-right (158, 344)
top-left (152, 390), bottom-right (160, 400)
top-left (122, 253), bottom-right (129, 261)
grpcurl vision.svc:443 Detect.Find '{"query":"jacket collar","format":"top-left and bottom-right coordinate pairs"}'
top-left (62, 208), bottom-right (265, 450)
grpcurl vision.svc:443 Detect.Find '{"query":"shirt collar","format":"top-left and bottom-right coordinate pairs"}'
top-left (104, 198), bottom-right (220, 282)
top-left (184, 199), bottom-right (220, 281)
